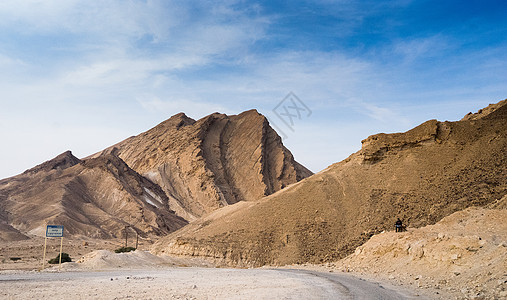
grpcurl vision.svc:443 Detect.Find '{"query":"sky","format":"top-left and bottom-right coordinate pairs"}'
top-left (0, 0), bottom-right (506, 179)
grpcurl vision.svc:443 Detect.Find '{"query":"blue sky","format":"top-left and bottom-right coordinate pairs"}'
top-left (0, 0), bottom-right (506, 179)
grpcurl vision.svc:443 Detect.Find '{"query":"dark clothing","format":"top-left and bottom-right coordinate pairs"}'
top-left (395, 219), bottom-right (403, 232)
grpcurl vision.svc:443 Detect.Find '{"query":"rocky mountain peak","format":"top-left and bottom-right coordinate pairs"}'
top-left (23, 150), bottom-right (81, 175)
top-left (156, 112), bottom-right (196, 130)
top-left (103, 110), bottom-right (312, 220)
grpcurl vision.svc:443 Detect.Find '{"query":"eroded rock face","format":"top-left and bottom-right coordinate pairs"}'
top-left (360, 119), bottom-right (440, 163)
top-left (152, 99), bottom-right (507, 267)
top-left (95, 109), bottom-right (312, 220)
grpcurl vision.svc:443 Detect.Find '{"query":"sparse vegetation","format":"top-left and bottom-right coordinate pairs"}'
top-left (10, 257), bottom-right (21, 261)
top-left (114, 246), bottom-right (136, 253)
top-left (48, 253), bottom-right (71, 264)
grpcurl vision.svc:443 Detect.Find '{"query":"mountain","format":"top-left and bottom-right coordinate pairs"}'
top-left (0, 151), bottom-right (187, 240)
top-left (0, 110), bottom-right (311, 240)
top-left (152, 99), bottom-right (507, 267)
top-left (91, 109), bottom-right (312, 220)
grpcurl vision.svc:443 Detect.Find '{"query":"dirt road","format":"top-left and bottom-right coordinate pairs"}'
top-left (0, 268), bottom-right (425, 299)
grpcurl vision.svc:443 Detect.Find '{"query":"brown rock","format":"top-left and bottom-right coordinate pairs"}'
top-left (152, 99), bottom-right (507, 267)
top-left (93, 110), bottom-right (312, 220)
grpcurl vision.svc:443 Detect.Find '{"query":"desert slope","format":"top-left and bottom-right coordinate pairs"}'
top-left (94, 109), bottom-right (312, 220)
top-left (152, 99), bottom-right (507, 266)
top-left (334, 198), bottom-right (507, 299)
top-left (0, 151), bottom-right (187, 240)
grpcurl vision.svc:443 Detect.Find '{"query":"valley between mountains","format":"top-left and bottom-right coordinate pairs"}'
top-left (1, 100), bottom-right (506, 299)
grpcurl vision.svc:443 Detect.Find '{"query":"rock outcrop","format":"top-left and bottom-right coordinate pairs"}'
top-left (152, 99), bottom-right (507, 267)
top-left (462, 99), bottom-right (507, 121)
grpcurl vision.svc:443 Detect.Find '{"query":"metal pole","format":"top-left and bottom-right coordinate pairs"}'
top-left (59, 236), bottom-right (63, 270)
top-left (41, 236), bottom-right (47, 271)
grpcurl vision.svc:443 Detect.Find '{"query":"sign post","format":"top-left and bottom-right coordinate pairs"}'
top-left (41, 225), bottom-right (64, 271)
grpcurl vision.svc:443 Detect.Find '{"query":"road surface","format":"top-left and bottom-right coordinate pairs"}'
top-left (0, 268), bottom-right (427, 299)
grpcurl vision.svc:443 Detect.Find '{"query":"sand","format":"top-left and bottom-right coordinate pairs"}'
top-left (0, 249), bottom-right (425, 299)
top-left (0, 268), bottom-right (423, 299)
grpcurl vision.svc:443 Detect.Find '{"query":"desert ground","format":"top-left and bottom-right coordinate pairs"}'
top-left (0, 249), bottom-right (425, 300)
top-left (1, 206), bottom-right (506, 299)
top-left (0, 268), bottom-right (426, 300)
top-left (0, 238), bottom-right (426, 299)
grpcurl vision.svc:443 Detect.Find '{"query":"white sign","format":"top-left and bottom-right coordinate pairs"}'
top-left (46, 225), bottom-right (64, 237)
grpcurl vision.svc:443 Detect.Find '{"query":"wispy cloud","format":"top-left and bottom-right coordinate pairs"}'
top-left (392, 35), bottom-right (454, 63)
top-left (0, 0), bottom-right (506, 178)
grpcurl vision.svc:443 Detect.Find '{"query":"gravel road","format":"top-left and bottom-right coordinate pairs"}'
top-left (0, 268), bottom-right (427, 299)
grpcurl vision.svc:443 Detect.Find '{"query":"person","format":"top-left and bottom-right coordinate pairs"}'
top-left (395, 218), bottom-right (403, 232)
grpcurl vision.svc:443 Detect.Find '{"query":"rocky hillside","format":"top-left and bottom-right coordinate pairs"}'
top-left (152, 99), bottom-right (507, 267)
top-left (0, 151), bottom-right (187, 240)
top-left (0, 110), bottom-right (311, 240)
top-left (334, 198), bottom-right (507, 299)
top-left (92, 109), bottom-right (312, 220)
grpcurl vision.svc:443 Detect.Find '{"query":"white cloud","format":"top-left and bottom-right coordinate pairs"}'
top-left (344, 98), bottom-right (409, 124)
top-left (0, 1), bottom-right (167, 38)
top-left (0, 53), bottom-right (26, 67)
top-left (0, 0), bottom-right (506, 179)
top-left (392, 35), bottom-right (453, 63)
top-left (59, 55), bottom-right (208, 89)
